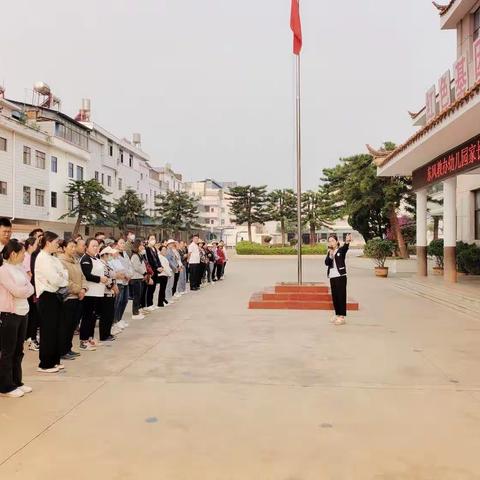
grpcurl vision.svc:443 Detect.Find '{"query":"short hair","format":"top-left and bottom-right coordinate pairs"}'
top-left (29, 228), bottom-right (43, 237)
top-left (131, 239), bottom-right (143, 254)
top-left (39, 231), bottom-right (58, 250)
top-left (57, 239), bottom-right (69, 250)
top-left (2, 239), bottom-right (24, 260)
top-left (85, 238), bottom-right (98, 249)
top-left (0, 217), bottom-right (12, 228)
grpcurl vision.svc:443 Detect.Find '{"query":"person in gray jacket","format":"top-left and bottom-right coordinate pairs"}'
top-left (165, 239), bottom-right (181, 301)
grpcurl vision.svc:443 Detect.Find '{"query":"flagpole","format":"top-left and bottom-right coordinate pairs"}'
top-left (295, 53), bottom-right (302, 285)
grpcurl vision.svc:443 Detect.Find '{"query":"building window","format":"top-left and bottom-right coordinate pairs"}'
top-left (118, 178), bottom-right (123, 190)
top-left (51, 156), bottom-right (58, 173)
top-left (51, 191), bottom-right (57, 208)
top-left (474, 8), bottom-right (480, 41)
top-left (94, 171), bottom-right (99, 181)
top-left (77, 166), bottom-right (84, 180)
top-left (129, 154), bottom-right (133, 167)
top-left (67, 195), bottom-right (74, 211)
top-left (108, 140), bottom-right (113, 157)
top-left (120, 149), bottom-right (124, 163)
top-left (475, 190), bottom-right (480, 240)
top-left (23, 186), bottom-right (31, 205)
top-left (0, 181), bottom-right (6, 195)
top-left (35, 189), bottom-right (45, 207)
top-left (0, 137), bottom-right (6, 151)
top-left (68, 162), bottom-right (74, 178)
top-left (107, 175), bottom-right (111, 187)
top-left (101, 173), bottom-right (104, 185)
top-left (210, 219), bottom-right (215, 225)
top-left (210, 207), bottom-right (215, 213)
top-left (35, 150), bottom-right (46, 169)
top-left (23, 146), bottom-right (31, 165)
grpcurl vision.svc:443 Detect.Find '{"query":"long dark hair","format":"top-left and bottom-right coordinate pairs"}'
top-left (2, 239), bottom-right (24, 260)
top-left (39, 231), bottom-right (58, 250)
top-left (328, 234), bottom-right (340, 249)
top-left (23, 236), bottom-right (37, 251)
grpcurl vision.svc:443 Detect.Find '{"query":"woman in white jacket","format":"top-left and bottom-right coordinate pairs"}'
top-left (35, 232), bottom-right (68, 373)
top-left (157, 245), bottom-right (173, 307)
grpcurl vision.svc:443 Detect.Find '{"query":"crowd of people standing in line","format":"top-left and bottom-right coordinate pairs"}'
top-left (0, 217), bottom-right (228, 399)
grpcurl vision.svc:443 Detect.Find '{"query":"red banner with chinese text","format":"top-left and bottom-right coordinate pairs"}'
top-left (412, 133), bottom-right (480, 190)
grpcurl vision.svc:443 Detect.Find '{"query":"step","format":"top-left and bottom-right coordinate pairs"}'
top-left (249, 293), bottom-right (359, 311)
top-left (275, 283), bottom-right (329, 294)
top-left (262, 292), bottom-right (333, 302)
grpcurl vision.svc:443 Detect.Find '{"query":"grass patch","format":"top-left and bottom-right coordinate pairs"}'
top-left (236, 241), bottom-right (327, 255)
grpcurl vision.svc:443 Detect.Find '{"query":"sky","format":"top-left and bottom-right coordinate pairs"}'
top-left (1, 0), bottom-right (456, 190)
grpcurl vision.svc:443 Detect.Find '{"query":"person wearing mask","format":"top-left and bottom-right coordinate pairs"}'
top-left (211, 241), bottom-right (219, 282)
top-left (110, 239), bottom-right (132, 332)
top-left (216, 243), bottom-right (226, 280)
top-left (35, 231), bottom-right (68, 373)
top-left (188, 235), bottom-right (201, 291)
top-left (79, 239), bottom-right (109, 351)
top-left (22, 237), bottom-right (40, 351)
top-left (157, 245), bottom-right (173, 307)
top-left (124, 231), bottom-right (136, 258)
top-left (198, 240), bottom-right (208, 285)
top-left (177, 240), bottom-right (188, 295)
top-left (130, 240), bottom-right (148, 319)
top-left (165, 240), bottom-right (181, 301)
top-left (59, 239), bottom-right (87, 360)
top-left (218, 240), bottom-right (228, 276)
top-left (0, 240), bottom-right (34, 397)
top-left (145, 234), bottom-right (161, 311)
top-left (205, 244), bottom-right (215, 284)
top-left (172, 241), bottom-right (185, 297)
top-left (325, 233), bottom-right (351, 326)
top-left (0, 217), bottom-right (13, 265)
top-left (98, 246), bottom-right (118, 342)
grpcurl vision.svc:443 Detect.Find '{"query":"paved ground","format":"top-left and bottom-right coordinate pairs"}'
top-left (1, 253), bottom-right (480, 480)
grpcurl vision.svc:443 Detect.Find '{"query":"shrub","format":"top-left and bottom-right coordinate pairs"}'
top-left (363, 238), bottom-right (394, 268)
top-left (456, 241), bottom-right (473, 273)
top-left (235, 241), bottom-right (326, 255)
top-left (457, 243), bottom-right (480, 275)
top-left (427, 239), bottom-right (444, 268)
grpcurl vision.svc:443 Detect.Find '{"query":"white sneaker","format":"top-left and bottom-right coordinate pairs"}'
top-left (174, 293), bottom-right (181, 298)
top-left (132, 314), bottom-right (145, 320)
top-left (140, 308), bottom-right (151, 315)
top-left (19, 385), bottom-right (33, 394)
top-left (111, 326), bottom-right (122, 335)
top-left (146, 305), bottom-right (157, 311)
top-left (55, 364), bottom-right (65, 370)
top-left (80, 341), bottom-right (96, 351)
top-left (1, 388), bottom-right (25, 398)
top-left (37, 367), bottom-right (60, 373)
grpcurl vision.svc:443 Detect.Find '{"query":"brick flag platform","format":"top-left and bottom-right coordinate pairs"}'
top-left (248, 282), bottom-right (360, 311)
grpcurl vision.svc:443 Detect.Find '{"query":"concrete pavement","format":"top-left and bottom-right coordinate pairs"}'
top-left (1, 254), bottom-right (480, 479)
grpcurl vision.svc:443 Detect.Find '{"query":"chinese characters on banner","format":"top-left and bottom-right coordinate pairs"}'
top-left (438, 71), bottom-right (452, 112)
top-left (474, 38), bottom-right (480, 84)
top-left (413, 134), bottom-right (480, 190)
top-left (453, 55), bottom-right (469, 100)
top-left (425, 86), bottom-right (437, 123)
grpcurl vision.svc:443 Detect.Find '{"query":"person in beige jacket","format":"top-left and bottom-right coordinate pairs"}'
top-left (59, 239), bottom-right (88, 360)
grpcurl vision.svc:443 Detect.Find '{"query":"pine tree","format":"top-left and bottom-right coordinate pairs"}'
top-left (267, 189), bottom-right (296, 245)
top-left (113, 188), bottom-right (147, 234)
top-left (301, 190), bottom-right (332, 246)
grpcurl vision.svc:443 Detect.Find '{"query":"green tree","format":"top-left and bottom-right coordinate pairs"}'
top-left (154, 191), bottom-right (200, 238)
top-left (228, 185), bottom-right (268, 242)
top-left (60, 179), bottom-right (112, 237)
top-left (113, 188), bottom-right (147, 234)
top-left (267, 189), bottom-right (296, 246)
top-left (301, 190), bottom-right (332, 246)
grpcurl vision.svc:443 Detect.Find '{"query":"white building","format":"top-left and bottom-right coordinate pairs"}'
top-left (374, 0), bottom-right (480, 282)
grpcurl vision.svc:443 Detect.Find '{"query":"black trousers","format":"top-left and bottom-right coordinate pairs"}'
top-left (172, 272), bottom-right (180, 296)
top-left (189, 264), bottom-right (201, 290)
top-left (140, 281), bottom-right (148, 309)
top-left (25, 296), bottom-right (39, 341)
top-left (38, 292), bottom-right (63, 369)
top-left (216, 263), bottom-right (224, 280)
top-left (146, 275), bottom-right (158, 307)
top-left (330, 275), bottom-right (347, 316)
top-left (60, 298), bottom-right (83, 355)
top-left (0, 313), bottom-right (27, 393)
top-left (157, 276), bottom-right (168, 306)
top-left (130, 279), bottom-right (143, 315)
top-left (80, 296), bottom-right (114, 341)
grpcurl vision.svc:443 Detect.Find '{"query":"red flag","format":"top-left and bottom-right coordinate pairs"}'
top-left (290, 0), bottom-right (302, 55)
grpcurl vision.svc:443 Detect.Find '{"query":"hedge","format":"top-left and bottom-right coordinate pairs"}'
top-left (236, 241), bottom-right (327, 255)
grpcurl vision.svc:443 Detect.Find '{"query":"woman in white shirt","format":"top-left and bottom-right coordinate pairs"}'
top-left (157, 245), bottom-right (173, 307)
top-left (0, 240), bottom-right (35, 397)
top-left (35, 232), bottom-right (69, 373)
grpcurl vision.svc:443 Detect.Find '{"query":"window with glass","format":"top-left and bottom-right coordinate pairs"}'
top-left (120, 149), bottom-right (124, 163)
top-left (101, 173), bottom-right (104, 185)
top-left (475, 190), bottom-right (480, 240)
top-left (35, 150), bottom-right (46, 169)
top-left (107, 175), bottom-right (111, 187)
top-left (118, 178), bottom-right (123, 190)
top-left (68, 162), bottom-right (74, 178)
top-left (55, 122), bottom-right (88, 150)
top-left (129, 154), bottom-right (133, 168)
top-left (77, 166), bottom-right (84, 180)
top-left (51, 156), bottom-right (58, 173)
top-left (23, 186), bottom-right (31, 205)
top-left (0, 182), bottom-right (6, 195)
top-left (0, 137), bottom-right (6, 151)
top-left (68, 195), bottom-right (74, 211)
top-left (35, 189), bottom-right (45, 207)
top-left (474, 8), bottom-right (480, 41)
top-left (108, 140), bottom-right (113, 157)
top-left (51, 191), bottom-right (57, 208)
top-left (94, 171), bottom-right (99, 181)
top-left (23, 146), bottom-right (31, 165)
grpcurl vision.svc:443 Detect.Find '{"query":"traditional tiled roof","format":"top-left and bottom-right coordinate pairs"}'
top-left (432, 1), bottom-right (456, 16)
top-left (373, 80), bottom-right (480, 167)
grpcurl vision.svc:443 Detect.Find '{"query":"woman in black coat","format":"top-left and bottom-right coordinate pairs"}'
top-left (325, 233), bottom-right (351, 325)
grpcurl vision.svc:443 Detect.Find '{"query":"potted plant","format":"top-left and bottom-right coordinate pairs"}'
top-left (427, 239), bottom-right (444, 275)
top-left (363, 238), bottom-right (394, 277)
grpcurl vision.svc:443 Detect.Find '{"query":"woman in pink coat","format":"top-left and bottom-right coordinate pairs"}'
top-left (0, 239), bottom-right (35, 398)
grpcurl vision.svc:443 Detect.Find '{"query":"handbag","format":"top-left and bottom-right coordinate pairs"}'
top-left (56, 286), bottom-right (69, 302)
